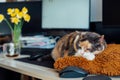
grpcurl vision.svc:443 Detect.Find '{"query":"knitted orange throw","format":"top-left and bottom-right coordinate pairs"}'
top-left (54, 44), bottom-right (120, 76)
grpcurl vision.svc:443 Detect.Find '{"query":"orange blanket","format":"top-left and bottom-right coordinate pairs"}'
top-left (54, 44), bottom-right (120, 76)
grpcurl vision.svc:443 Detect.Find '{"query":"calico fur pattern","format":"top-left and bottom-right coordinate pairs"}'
top-left (51, 31), bottom-right (107, 61)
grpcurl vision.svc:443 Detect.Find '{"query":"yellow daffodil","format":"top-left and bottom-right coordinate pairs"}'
top-left (22, 7), bottom-right (28, 14)
top-left (17, 12), bottom-right (23, 19)
top-left (14, 8), bottom-right (20, 15)
top-left (7, 8), bottom-right (14, 15)
top-left (11, 17), bottom-right (20, 24)
top-left (23, 14), bottom-right (30, 22)
top-left (10, 13), bottom-right (16, 17)
top-left (0, 14), bottom-right (4, 22)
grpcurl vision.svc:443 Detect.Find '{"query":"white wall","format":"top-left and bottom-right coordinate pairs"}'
top-left (0, 0), bottom-right (6, 2)
top-left (91, 0), bottom-right (102, 22)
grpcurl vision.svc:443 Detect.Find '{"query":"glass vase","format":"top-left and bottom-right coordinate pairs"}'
top-left (4, 42), bottom-right (21, 57)
top-left (4, 29), bottom-right (22, 57)
top-left (12, 29), bottom-right (21, 57)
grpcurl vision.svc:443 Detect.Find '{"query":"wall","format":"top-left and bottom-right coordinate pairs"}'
top-left (0, 0), bottom-right (6, 2)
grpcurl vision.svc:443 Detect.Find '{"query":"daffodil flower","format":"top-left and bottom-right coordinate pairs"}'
top-left (11, 17), bottom-right (20, 24)
top-left (17, 12), bottom-right (23, 19)
top-left (14, 8), bottom-right (20, 14)
top-left (22, 7), bottom-right (28, 14)
top-left (23, 14), bottom-right (30, 22)
top-left (0, 14), bottom-right (4, 22)
top-left (7, 8), bottom-right (14, 15)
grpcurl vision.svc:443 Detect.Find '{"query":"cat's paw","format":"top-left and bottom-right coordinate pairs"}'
top-left (82, 52), bottom-right (95, 60)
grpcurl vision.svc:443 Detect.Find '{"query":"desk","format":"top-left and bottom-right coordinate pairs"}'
top-left (0, 55), bottom-right (119, 80)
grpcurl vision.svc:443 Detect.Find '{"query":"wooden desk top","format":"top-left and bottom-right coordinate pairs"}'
top-left (0, 54), bottom-right (119, 80)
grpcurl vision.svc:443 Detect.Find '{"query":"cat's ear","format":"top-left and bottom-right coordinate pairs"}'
top-left (99, 35), bottom-right (104, 43)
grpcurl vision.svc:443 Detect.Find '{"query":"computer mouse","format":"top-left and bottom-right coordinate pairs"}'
top-left (83, 75), bottom-right (112, 80)
top-left (59, 66), bottom-right (88, 78)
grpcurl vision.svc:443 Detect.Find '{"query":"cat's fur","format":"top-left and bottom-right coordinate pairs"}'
top-left (51, 31), bottom-right (107, 61)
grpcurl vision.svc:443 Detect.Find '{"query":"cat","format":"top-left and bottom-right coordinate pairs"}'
top-left (51, 31), bottom-right (107, 61)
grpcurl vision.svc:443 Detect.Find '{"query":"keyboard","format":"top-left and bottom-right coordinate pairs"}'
top-left (21, 48), bottom-right (53, 55)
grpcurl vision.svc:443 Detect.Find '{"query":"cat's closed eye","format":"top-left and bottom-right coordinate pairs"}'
top-left (95, 43), bottom-right (101, 47)
top-left (86, 48), bottom-right (91, 51)
top-left (94, 44), bottom-right (103, 51)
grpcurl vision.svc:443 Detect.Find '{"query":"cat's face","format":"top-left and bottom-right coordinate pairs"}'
top-left (75, 32), bottom-right (106, 55)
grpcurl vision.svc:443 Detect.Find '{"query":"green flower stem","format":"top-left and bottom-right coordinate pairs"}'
top-left (4, 18), bottom-right (21, 45)
top-left (4, 18), bottom-right (13, 32)
top-left (13, 24), bottom-right (21, 44)
top-left (20, 19), bottom-right (24, 29)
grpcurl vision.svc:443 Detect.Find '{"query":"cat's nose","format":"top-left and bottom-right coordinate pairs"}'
top-left (84, 50), bottom-right (89, 53)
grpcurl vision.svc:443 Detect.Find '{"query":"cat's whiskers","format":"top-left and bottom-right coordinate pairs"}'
top-left (75, 47), bottom-right (86, 56)
top-left (75, 49), bottom-right (84, 56)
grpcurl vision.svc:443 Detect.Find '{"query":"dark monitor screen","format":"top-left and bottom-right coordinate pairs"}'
top-left (0, 1), bottom-right (41, 36)
top-left (103, 0), bottom-right (120, 26)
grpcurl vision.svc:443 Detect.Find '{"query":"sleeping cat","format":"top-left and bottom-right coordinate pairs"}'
top-left (51, 31), bottom-right (107, 61)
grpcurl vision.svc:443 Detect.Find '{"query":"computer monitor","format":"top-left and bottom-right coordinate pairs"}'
top-left (103, 0), bottom-right (120, 26)
top-left (42, 0), bottom-right (90, 30)
top-left (0, 1), bottom-right (41, 36)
